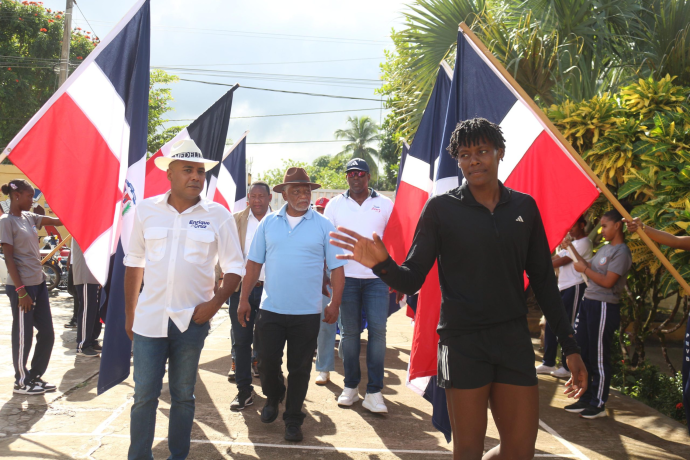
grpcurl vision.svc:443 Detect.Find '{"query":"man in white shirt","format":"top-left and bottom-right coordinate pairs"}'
top-left (538, 216), bottom-right (593, 379)
top-left (228, 181), bottom-right (272, 411)
top-left (323, 158), bottom-right (394, 413)
top-left (123, 140), bottom-right (244, 460)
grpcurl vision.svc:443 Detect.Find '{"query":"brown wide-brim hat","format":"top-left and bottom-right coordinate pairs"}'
top-left (273, 167), bottom-right (322, 193)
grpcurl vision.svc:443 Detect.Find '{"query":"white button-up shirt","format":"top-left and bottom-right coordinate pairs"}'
top-left (324, 189), bottom-right (393, 279)
top-left (124, 191), bottom-right (244, 338)
top-left (245, 209), bottom-right (266, 282)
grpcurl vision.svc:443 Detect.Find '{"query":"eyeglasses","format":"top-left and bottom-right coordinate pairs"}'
top-left (346, 170), bottom-right (367, 178)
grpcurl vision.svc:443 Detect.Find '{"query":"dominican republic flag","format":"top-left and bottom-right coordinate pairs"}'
top-left (144, 87), bottom-right (237, 199)
top-left (206, 131), bottom-right (248, 212)
top-left (1, 0), bottom-right (150, 288)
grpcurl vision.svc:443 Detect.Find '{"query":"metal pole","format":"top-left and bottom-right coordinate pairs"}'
top-left (58, 0), bottom-right (74, 87)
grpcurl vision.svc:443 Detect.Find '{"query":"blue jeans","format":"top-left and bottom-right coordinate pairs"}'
top-left (316, 290), bottom-right (336, 372)
top-left (228, 286), bottom-right (262, 391)
top-left (128, 318), bottom-right (210, 460)
top-left (338, 277), bottom-right (389, 394)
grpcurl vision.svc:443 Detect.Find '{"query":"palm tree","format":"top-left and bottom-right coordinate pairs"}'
top-left (334, 116), bottom-right (381, 182)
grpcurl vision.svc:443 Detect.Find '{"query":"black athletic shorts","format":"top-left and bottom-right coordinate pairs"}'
top-left (437, 316), bottom-right (538, 389)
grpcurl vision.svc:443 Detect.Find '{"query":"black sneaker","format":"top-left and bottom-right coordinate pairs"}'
top-left (580, 405), bottom-right (607, 419)
top-left (13, 383), bottom-right (46, 395)
top-left (64, 320), bottom-right (77, 328)
top-left (285, 423), bottom-right (303, 442)
top-left (230, 390), bottom-right (254, 411)
top-left (31, 377), bottom-right (56, 393)
top-left (261, 392), bottom-right (285, 424)
top-left (251, 360), bottom-right (259, 378)
top-left (77, 347), bottom-right (100, 357)
top-left (564, 400), bottom-right (589, 413)
top-left (92, 343), bottom-right (102, 352)
top-left (227, 359), bottom-right (236, 382)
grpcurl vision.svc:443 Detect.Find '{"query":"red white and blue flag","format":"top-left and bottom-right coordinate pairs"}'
top-left (144, 88), bottom-right (236, 199)
top-left (1, 0), bottom-right (151, 287)
top-left (384, 26), bottom-right (600, 440)
top-left (207, 131), bottom-right (248, 213)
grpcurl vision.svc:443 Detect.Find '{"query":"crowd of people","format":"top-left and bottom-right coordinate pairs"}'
top-left (0, 118), bottom-right (686, 459)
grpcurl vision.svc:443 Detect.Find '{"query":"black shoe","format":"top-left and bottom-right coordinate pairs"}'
top-left (564, 400), bottom-right (589, 413)
top-left (230, 389), bottom-right (254, 412)
top-left (261, 393), bottom-right (285, 424)
top-left (580, 405), bottom-right (607, 419)
top-left (31, 377), bottom-right (56, 393)
top-left (13, 382), bottom-right (46, 395)
top-left (251, 360), bottom-right (259, 378)
top-left (227, 359), bottom-right (236, 382)
top-left (64, 320), bottom-right (77, 329)
top-left (92, 343), bottom-right (102, 352)
top-left (284, 423), bottom-right (303, 442)
top-left (77, 347), bottom-right (100, 357)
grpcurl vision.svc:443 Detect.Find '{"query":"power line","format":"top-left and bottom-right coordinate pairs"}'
top-left (247, 140), bottom-right (349, 145)
top-left (167, 107), bottom-right (382, 121)
top-left (152, 57), bottom-right (383, 67)
top-left (178, 78), bottom-right (382, 101)
top-left (73, 0), bottom-right (99, 39)
top-left (157, 67), bottom-right (381, 86)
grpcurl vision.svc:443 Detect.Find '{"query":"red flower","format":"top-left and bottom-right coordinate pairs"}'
top-left (678, 403), bottom-right (684, 410)
top-left (34, 13), bottom-right (37, 16)
top-left (76, 27), bottom-right (81, 30)
top-left (18, 17), bottom-right (23, 21)
top-left (56, 15), bottom-right (61, 19)
top-left (7, 67), bottom-right (11, 71)
top-left (15, 79), bottom-right (19, 82)
top-left (621, 360), bottom-right (625, 363)
top-left (39, 28), bottom-right (47, 32)
top-left (86, 31), bottom-right (91, 34)
top-left (76, 56), bottom-right (83, 60)
top-left (48, 19), bottom-right (54, 23)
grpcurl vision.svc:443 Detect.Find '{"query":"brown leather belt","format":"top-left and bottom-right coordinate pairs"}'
top-left (255, 281), bottom-right (264, 288)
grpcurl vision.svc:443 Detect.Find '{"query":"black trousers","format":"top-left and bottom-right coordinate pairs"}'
top-left (255, 309), bottom-right (320, 425)
top-left (8, 282), bottom-right (54, 386)
top-left (75, 284), bottom-right (102, 351)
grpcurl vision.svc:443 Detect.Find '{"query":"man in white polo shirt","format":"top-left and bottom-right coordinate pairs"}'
top-left (324, 158), bottom-right (394, 413)
top-left (123, 139), bottom-right (244, 460)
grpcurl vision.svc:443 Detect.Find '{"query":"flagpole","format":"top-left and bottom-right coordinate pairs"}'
top-left (459, 22), bottom-right (690, 295)
top-left (222, 130), bottom-right (249, 161)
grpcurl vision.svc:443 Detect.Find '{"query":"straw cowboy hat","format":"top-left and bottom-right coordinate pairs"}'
top-left (273, 167), bottom-right (321, 193)
top-left (154, 139), bottom-right (219, 172)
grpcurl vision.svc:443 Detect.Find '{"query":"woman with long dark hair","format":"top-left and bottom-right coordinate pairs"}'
top-left (566, 208), bottom-right (632, 419)
top-left (0, 179), bottom-right (63, 395)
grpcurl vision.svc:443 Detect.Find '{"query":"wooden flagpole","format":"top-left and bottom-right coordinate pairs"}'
top-left (459, 22), bottom-right (690, 295)
top-left (41, 234), bottom-right (72, 265)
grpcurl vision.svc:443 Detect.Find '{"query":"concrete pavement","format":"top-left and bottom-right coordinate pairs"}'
top-left (0, 290), bottom-right (688, 459)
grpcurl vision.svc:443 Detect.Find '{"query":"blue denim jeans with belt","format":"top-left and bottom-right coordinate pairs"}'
top-left (128, 318), bottom-right (210, 460)
top-left (338, 277), bottom-right (389, 394)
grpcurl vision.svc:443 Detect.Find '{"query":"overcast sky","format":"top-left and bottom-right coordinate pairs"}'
top-left (38, 0), bottom-right (406, 175)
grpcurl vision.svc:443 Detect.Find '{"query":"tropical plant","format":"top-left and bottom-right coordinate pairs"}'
top-left (334, 116), bottom-right (382, 182)
top-left (147, 70), bottom-right (184, 154)
top-left (0, 0), bottom-right (98, 149)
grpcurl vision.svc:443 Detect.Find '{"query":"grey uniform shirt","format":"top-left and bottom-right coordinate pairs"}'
top-left (584, 243), bottom-right (632, 304)
top-left (0, 212), bottom-right (44, 286)
top-left (71, 239), bottom-right (98, 285)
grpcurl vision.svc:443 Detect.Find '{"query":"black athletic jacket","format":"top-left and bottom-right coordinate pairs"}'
top-left (373, 182), bottom-right (579, 354)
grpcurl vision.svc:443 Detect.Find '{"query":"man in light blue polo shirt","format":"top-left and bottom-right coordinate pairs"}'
top-left (238, 167), bottom-right (345, 443)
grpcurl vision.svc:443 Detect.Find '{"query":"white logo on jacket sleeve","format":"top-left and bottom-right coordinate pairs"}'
top-left (516, 216), bottom-right (524, 222)
top-left (599, 257), bottom-right (607, 265)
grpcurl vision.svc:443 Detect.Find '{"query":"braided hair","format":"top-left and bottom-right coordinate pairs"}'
top-left (446, 118), bottom-right (506, 159)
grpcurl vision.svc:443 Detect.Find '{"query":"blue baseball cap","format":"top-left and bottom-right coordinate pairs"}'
top-left (346, 158), bottom-right (369, 173)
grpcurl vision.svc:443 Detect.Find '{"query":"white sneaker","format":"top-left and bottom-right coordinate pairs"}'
top-left (362, 392), bottom-right (388, 414)
top-left (550, 367), bottom-right (572, 379)
top-left (536, 364), bottom-right (557, 375)
top-left (315, 372), bottom-right (330, 386)
top-left (337, 387), bottom-right (359, 406)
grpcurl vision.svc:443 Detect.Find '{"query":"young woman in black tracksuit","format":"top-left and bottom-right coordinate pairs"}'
top-left (330, 118), bottom-right (588, 459)
top-left (566, 209), bottom-right (632, 419)
top-left (0, 179), bottom-right (63, 395)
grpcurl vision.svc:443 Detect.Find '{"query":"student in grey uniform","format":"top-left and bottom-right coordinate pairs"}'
top-left (566, 208), bottom-right (632, 419)
top-left (72, 239), bottom-right (102, 357)
top-left (0, 179), bottom-right (63, 395)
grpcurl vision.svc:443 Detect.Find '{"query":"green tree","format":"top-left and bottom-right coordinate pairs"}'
top-left (0, 0), bottom-right (98, 148)
top-left (334, 116), bottom-right (381, 183)
top-left (147, 69), bottom-right (184, 154)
